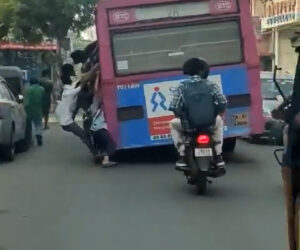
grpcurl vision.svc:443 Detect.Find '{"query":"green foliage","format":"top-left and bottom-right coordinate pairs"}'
top-left (0, 0), bottom-right (98, 43)
top-left (73, 38), bottom-right (92, 51)
top-left (0, 0), bottom-right (18, 39)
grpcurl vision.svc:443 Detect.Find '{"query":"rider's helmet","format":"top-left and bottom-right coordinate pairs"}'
top-left (183, 58), bottom-right (210, 79)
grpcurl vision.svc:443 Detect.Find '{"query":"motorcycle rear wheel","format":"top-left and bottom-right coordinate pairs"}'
top-left (195, 173), bottom-right (207, 194)
top-left (187, 148), bottom-right (209, 195)
top-left (195, 158), bottom-right (209, 195)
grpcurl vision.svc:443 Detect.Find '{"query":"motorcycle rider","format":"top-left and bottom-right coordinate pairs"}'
top-left (169, 58), bottom-right (227, 171)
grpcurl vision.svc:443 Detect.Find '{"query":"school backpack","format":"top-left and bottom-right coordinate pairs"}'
top-left (182, 80), bottom-right (216, 129)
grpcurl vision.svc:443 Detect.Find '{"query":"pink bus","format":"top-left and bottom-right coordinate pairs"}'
top-left (96, 0), bottom-right (263, 151)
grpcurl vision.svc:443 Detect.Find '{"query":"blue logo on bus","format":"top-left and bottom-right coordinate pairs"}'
top-left (151, 87), bottom-right (167, 112)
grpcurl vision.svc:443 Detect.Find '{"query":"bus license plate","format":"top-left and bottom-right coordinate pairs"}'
top-left (195, 148), bottom-right (213, 157)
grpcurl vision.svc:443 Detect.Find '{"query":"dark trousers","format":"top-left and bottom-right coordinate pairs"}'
top-left (92, 129), bottom-right (116, 156)
top-left (62, 122), bottom-right (95, 154)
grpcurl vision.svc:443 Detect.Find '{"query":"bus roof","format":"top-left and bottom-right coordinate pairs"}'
top-left (98, 0), bottom-right (223, 8)
top-left (98, 0), bottom-right (239, 26)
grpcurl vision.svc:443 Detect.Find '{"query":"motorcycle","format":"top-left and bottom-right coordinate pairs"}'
top-left (178, 129), bottom-right (226, 195)
top-left (273, 32), bottom-right (300, 250)
top-left (272, 65), bottom-right (290, 166)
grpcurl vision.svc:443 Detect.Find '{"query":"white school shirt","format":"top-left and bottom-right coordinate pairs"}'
top-left (90, 96), bottom-right (107, 131)
top-left (55, 84), bottom-right (81, 126)
top-left (91, 109), bottom-right (107, 131)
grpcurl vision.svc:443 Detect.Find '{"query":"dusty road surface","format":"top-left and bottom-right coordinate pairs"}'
top-left (0, 126), bottom-right (286, 250)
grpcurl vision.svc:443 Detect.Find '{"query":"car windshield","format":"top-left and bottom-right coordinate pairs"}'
top-left (261, 78), bottom-right (294, 99)
top-left (112, 21), bottom-right (242, 75)
top-left (0, 83), bottom-right (12, 100)
top-left (5, 77), bottom-right (22, 97)
top-left (263, 99), bottom-right (278, 112)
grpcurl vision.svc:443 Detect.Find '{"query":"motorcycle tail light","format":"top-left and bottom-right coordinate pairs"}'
top-left (197, 134), bottom-right (210, 144)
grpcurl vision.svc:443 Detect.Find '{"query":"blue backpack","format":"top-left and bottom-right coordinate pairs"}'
top-left (182, 80), bottom-right (216, 128)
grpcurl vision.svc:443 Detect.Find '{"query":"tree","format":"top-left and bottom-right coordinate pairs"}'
top-left (1, 0), bottom-right (97, 44)
top-left (0, 0), bottom-right (18, 39)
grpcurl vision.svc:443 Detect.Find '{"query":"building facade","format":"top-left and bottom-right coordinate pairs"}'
top-left (81, 26), bottom-right (97, 41)
top-left (251, 0), bottom-right (300, 74)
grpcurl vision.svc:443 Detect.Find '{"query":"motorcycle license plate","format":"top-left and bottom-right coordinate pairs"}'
top-left (195, 148), bottom-right (213, 157)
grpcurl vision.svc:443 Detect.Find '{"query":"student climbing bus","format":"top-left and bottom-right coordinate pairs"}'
top-left (95, 0), bottom-right (264, 150)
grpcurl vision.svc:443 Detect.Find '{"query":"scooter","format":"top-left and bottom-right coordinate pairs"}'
top-left (178, 129), bottom-right (226, 195)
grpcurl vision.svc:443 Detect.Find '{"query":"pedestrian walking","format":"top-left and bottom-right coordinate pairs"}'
top-left (24, 77), bottom-right (45, 146)
top-left (38, 69), bottom-right (54, 130)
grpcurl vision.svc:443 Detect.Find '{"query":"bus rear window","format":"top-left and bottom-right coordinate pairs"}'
top-left (112, 21), bottom-right (242, 75)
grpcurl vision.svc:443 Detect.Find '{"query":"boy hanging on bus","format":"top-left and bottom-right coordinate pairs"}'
top-left (88, 76), bottom-right (117, 167)
top-left (71, 41), bottom-right (99, 121)
top-left (169, 58), bottom-right (227, 171)
top-left (55, 63), bottom-right (102, 160)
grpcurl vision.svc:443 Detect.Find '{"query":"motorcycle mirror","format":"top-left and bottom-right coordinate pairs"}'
top-left (17, 95), bottom-right (24, 103)
top-left (273, 66), bottom-right (288, 103)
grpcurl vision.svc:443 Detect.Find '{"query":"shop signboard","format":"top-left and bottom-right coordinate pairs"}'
top-left (261, 0), bottom-right (300, 29)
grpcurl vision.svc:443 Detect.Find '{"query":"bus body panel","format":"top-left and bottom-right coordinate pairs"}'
top-left (114, 65), bottom-right (250, 148)
top-left (96, 0), bottom-right (264, 149)
top-left (239, 0), bottom-right (263, 134)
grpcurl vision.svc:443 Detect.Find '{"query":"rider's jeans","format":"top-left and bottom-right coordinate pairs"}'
top-left (170, 116), bottom-right (224, 156)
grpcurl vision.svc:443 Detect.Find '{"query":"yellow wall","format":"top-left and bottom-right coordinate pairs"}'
top-left (251, 0), bottom-right (298, 75)
top-left (251, 0), bottom-right (265, 17)
top-left (278, 29), bottom-right (298, 74)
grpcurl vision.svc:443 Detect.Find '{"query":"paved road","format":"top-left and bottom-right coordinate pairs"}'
top-left (0, 126), bottom-right (287, 250)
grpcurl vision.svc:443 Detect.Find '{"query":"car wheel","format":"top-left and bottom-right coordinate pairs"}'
top-left (16, 119), bottom-right (32, 153)
top-left (4, 130), bottom-right (15, 161)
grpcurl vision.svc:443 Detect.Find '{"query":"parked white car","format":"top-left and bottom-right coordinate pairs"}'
top-left (0, 75), bottom-right (31, 161)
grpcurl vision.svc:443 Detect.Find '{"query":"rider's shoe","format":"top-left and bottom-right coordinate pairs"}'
top-left (215, 155), bottom-right (225, 167)
top-left (209, 155), bottom-right (226, 178)
top-left (176, 156), bottom-right (187, 167)
top-left (175, 156), bottom-right (190, 171)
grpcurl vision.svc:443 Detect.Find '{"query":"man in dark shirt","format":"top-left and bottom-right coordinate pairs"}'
top-left (38, 69), bottom-right (54, 130)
